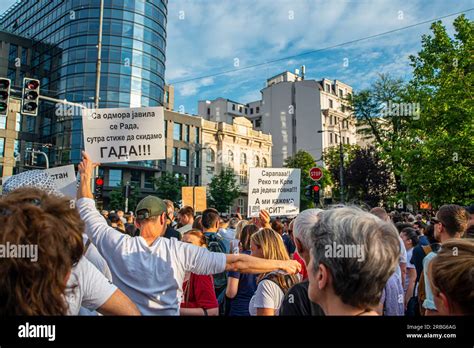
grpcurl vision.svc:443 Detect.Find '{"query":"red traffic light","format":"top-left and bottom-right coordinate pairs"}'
top-left (25, 79), bottom-right (39, 90)
top-left (313, 185), bottom-right (320, 192)
top-left (95, 178), bottom-right (104, 186)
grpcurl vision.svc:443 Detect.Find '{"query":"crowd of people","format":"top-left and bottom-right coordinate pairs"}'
top-left (0, 151), bottom-right (472, 317)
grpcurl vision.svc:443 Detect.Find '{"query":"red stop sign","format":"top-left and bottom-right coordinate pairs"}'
top-left (309, 167), bottom-right (323, 181)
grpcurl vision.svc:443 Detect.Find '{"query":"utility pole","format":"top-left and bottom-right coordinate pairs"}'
top-left (338, 122), bottom-right (344, 204)
top-left (93, 0), bottom-right (105, 192)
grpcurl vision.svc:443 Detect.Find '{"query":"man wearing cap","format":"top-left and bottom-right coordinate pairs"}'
top-left (77, 152), bottom-right (301, 315)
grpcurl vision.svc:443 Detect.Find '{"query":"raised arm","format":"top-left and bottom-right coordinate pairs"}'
top-left (77, 151), bottom-right (128, 257)
top-left (225, 253), bottom-right (301, 275)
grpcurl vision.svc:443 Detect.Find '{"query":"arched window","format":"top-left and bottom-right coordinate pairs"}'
top-left (228, 150), bottom-right (234, 163)
top-left (254, 155), bottom-right (260, 167)
top-left (241, 152), bottom-right (247, 165)
top-left (207, 148), bottom-right (215, 162)
top-left (262, 157), bottom-right (267, 168)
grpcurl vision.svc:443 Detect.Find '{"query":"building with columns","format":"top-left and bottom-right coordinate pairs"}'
top-left (201, 116), bottom-right (272, 214)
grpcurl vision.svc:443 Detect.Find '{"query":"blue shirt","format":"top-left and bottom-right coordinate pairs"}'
top-left (227, 250), bottom-right (258, 316)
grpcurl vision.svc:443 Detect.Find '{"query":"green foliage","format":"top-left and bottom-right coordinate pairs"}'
top-left (284, 150), bottom-right (332, 209)
top-left (109, 182), bottom-right (141, 211)
top-left (150, 172), bottom-right (186, 206)
top-left (401, 15), bottom-right (474, 207)
top-left (208, 167), bottom-right (241, 212)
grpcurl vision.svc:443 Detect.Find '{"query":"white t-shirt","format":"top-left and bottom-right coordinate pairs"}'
top-left (249, 278), bottom-right (285, 316)
top-left (404, 247), bottom-right (416, 292)
top-left (65, 257), bottom-right (117, 315)
top-left (83, 233), bottom-right (113, 281)
top-left (77, 198), bottom-right (227, 316)
top-left (394, 237), bottom-right (407, 282)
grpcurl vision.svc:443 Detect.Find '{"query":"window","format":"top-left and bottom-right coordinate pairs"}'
top-left (245, 108), bottom-right (248, 114)
top-left (207, 108), bottom-right (210, 116)
top-left (164, 120), bottom-right (167, 138)
top-left (194, 175), bottom-right (200, 186)
top-left (172, 147), bottom-right (178, 165)
top-left (335, 117), bottom-right (338, 125)
top-left (329, 99), bottom-right (333, 109)
top-left (13, 140), bottom-right (20, 158)
top-left (130, 170), bottom-right (141, 188)
top-left (262, 158), bottom-right (268, 168)
top-left (240, 152), bottom-right (247, 165)
top-left (228, 150), bottom-right (234, 163)
top-left (194, 150), bottom-right (199, 168)
top-left (207, 148), bottom-right (215, 162)
top-left (325, 84), bottom-right (330, 92)
top-left (232, 104), bottom-right (236, 111)
top-left (339, 89), bottom-right (344, 97)
top-left (173, 123), bottom-right (182, 141)
top-left (250, 108), bottom-right (254, 115)
top-left (256, 107), bottom-right (260, 113)
top-left (15, 113), bottom-right (21, 132)
top-left (238, 198), bottom-right (244, 214)
top-left (330, 115), bottom-right (333, 125)
top-left (21, 48), bottom-right (28, 65)
top-left (255, 118), bottom-right (262, 128)
top-left (330, 133), bottom-right (333, 144)
top-left (240, 169), bottom-right (247, 185)
top-left (239, 106), bottom-right (243, 113)
top-left (0, 116), bottom-right (6, 130)
top-left (108, 169), bottom-right (122, 187)
top-left (195, 127), bottom-right (199, 143)
top-left (254, 155), bottom-right (260, 167)
top-left (144, 171), bottom-right (155, 189)
top-left (341, 105), bottom-right (346, 113)
top-left (8, 44), bottom-right (18, 62)
top-left (335, 135), bottom-right (338, 144)
top-left (185, 125), bottom-right (190, 142)
top-left (179, 148), bottom-right (189, 167)
top-left (7, 68), bottom-right (16, 82)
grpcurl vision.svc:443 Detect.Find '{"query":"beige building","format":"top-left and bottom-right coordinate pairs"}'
top-left (201, 116), bottom-right (272, 214)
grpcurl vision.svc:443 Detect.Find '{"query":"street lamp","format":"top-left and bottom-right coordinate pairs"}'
top-left (318, 121), bottom-right (345, 204)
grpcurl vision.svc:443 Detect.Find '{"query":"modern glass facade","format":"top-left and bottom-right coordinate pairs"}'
top-left (0, 0), bottom-right (167, 166)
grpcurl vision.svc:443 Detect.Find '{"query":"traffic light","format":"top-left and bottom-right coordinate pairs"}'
top-left (313, 184), bottom-right (321, 205)
top-left (0, 78), bottom-right (11, 116)
top-left (304, 185), bottom-right (313, 199)
top-left (22, 78), bottom-right (40, 116)
top-left (95, 177), bottom-right (104, 200)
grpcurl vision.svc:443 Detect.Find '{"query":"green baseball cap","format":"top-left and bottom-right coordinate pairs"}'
top-left (135, 196), bottom-right (167, 220)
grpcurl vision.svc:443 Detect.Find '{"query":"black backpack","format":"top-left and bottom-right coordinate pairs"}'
top-left (205, 232), bottom-right (228, 312)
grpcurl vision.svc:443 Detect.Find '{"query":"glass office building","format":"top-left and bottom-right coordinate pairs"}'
top-left (0, 0), bottom-right (167, 203)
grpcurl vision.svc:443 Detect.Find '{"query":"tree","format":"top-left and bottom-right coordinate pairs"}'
top-left (400, 15), bottom-right (474, 207)
top-left (208, 167), bottom-right (240, 212)
top-left (322, 144), bottom-right (359, 203)
top-left (348, 73), bottom-right (411, 192)
top-left (150, 172), bottom-right (186, 206)
top-left (109, 182), bottom-right (141, 211)
top-left (284, 150), bottom-right (332, 209)
top-left (345, 146), bottom-right (396, 208)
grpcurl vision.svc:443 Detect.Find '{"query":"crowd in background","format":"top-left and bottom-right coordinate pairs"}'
top-left (0, 152), bottom-right (473, 317)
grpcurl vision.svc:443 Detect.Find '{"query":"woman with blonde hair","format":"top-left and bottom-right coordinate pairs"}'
top-left (249, 228), bottom-right (300, 316)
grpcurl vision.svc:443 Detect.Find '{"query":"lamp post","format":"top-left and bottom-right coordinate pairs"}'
top-left (318, 121), bottom-right (345, 204)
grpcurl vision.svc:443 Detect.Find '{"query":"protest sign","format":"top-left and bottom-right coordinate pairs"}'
top-left (247, 168), bottom-right (301, 217)
top-left (182, 186), bottom-right (207, 213)
top-left (82, 106), bottom-right (165, 163)
top-left (2, 165), bottom-right (77, 198)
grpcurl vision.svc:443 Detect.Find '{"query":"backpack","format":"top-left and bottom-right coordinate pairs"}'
top-left (261, 272), bottom-right (295, 296)
top-left (417, 244), bottom-right (435, 316)
top-left (205, 232), bottom-right (228, 313)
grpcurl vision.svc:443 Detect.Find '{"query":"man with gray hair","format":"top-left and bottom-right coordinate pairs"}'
top-left (307, 207), bottom-right (400, 315)
top-left (280, 209), bottom-right (325, 316)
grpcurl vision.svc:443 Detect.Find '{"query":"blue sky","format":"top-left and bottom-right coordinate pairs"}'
top-left (1, 0), bottom-right (473, 114)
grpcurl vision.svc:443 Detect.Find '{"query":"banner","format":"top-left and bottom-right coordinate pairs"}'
top-left (82, 106), bottom-right (165, 163)
top-left (247, 168), bottom-right (301, 217)
top-left (2, 165), bottom-right (77, 198)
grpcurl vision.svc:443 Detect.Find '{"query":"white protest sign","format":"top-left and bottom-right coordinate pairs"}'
top-left (2, 165), bottom-right (77, 198)
top-left (82, 106), bottom-right (165, 163)
top-left (247, 168), bottom-right (301, 217)
top-left (45, 165), bottom-right (77, 198)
